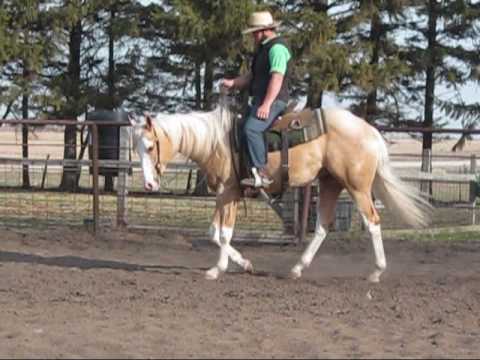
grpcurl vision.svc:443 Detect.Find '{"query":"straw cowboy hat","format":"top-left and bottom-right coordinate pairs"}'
top-left (242, 11), bottom-right (281, 35)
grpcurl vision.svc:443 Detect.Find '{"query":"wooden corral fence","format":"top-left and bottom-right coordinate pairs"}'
top-left (0, 117), bottom-right (479, 243)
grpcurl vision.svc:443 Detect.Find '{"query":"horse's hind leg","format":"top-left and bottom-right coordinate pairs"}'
top-left (349, 190), bottom-right (386, 283)
top-left (291, 176), bottom-right (343, 279)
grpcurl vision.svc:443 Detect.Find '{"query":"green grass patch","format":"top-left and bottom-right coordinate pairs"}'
top-left (382, 225), bottom-right (480, 243)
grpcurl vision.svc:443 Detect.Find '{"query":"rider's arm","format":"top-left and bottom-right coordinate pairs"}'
top-left (261, 72), bottom-right (284, 108)
top-left (232, 72), bottom-right (252, 90)
top-left (261, 44), bottom-right (291, 108)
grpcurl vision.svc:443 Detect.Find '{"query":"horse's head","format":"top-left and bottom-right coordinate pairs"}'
top-left (131, 113), bottom-right (173, 192)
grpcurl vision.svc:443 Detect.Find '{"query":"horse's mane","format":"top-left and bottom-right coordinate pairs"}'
top-left (149, 98), bottom-right (235, 170)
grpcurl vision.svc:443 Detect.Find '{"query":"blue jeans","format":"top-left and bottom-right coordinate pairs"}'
top-left (242, 99), bottom-right (287, 170)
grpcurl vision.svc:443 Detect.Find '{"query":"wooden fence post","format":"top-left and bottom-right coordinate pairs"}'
top-left (116, 125), bottom-right (129, 227)
top-left (420, 148), bottom-right (432, 196)
top-left (90, 124), bottom-right (100, 236)
top-left (470, 154), bottom-right (477, 225)
top-left (470, 154), bottom-right (477, 174)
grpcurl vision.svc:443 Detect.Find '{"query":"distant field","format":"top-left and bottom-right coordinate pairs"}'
top-left (1, 125), bottom-right (480, 160)
top-left (0, 126), bottom-right (478, 234)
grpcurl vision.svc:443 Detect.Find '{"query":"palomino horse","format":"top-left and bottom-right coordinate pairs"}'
top-left (131, 103), bottom-right (432, 282)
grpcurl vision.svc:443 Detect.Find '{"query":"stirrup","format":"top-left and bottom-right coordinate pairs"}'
top-left (240, 167), bottom-right (273, 188)
top-left (240, 176), bottom-right (273, 188)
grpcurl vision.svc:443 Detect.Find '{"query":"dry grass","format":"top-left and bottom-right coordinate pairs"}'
top-left (385, 135), bottom-right (480, 156)
top-left (0, 127), bottom-right (478, 234)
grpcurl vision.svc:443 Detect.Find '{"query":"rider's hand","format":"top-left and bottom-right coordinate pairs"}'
top-left (221, 78), bottom-right (235, 90)
top-left (256, 102), bottom-right (271, 120)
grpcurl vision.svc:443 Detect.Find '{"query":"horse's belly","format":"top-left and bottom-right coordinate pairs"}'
top-left (267, 139), bottom-right (325, 187)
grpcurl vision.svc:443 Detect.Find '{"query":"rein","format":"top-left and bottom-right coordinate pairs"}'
top-left (151, 126), bottom-right (162, 176)
top-left (228, 116), bottom-right (242, 188)
top-left (224, 106), bottom-right (248, 216)
top-left (220, 96), bottom-right (243, 188)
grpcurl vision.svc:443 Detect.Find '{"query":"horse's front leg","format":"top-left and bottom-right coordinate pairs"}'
top-left (291, 177), bottom-right (343, 279)
top-left (205, 192), bottom-right (253, 280)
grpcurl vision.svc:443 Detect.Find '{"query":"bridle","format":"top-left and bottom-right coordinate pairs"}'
top-left (150, 126), bottom-right (162, 176)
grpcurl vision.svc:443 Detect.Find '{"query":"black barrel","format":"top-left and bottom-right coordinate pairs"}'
top-left (87, 110), bottom-right (128, 177)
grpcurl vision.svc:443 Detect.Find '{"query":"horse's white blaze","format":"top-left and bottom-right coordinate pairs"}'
top-left (137, 137), bottom-right (158, 191)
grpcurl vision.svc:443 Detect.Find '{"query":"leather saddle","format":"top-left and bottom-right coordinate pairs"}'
top-left (233, 102), bottom-right (327, 192)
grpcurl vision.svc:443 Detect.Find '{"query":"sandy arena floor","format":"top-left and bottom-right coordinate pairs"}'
top-left (0, 226), bottom-right (479, 358)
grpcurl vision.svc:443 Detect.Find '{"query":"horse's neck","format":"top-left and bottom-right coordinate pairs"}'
top-left (169, 113), bottom-right (219, 165)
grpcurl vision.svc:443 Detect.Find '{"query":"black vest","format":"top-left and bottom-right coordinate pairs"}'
top-left (249, 36), bottom-right (290, 104)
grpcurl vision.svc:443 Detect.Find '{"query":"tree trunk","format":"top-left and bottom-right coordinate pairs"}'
top-left (305, 0), bottom-right (328, 109)
top-left (104, 6), bottom-right (117, 192)
top-left (60, 20), bottom-right (82, 191)
top-left (203, 58), bottom-right (214, 110)
top-left (423, 0), bottom-right (438, 151)
top-left (306, 76), bottom-right (323, 108)
top-left (365, 12), bottom-right (381, 124)
top-left (21, 71), bottom-right (30, 189)
top-left (107, 6), bottom-right (116, 111)
top-left (194, 60), bottom-right (201, 109)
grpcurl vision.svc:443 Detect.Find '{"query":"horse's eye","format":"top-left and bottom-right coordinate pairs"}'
top-left (147, 146), bottom-right (154, 152)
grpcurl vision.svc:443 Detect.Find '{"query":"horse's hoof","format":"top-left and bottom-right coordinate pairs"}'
top-left (290, 265), bottom-right (302, 279)
top-left (244, 260), bottom-right (254, 273)
top-left (368, 272), bottom-right (381, 283)
top-left (205, 267), bottom-right (220, 280)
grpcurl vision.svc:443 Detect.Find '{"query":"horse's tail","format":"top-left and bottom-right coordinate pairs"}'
top-left (372, 132), bottom-right (433, 228)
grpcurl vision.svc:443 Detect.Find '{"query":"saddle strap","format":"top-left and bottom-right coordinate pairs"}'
top-left (281, 128), bottom-right (289, 192)
top-left (301, 108), bottom-right (327, 142)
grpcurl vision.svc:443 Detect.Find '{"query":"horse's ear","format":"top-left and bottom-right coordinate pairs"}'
top-left (127, 112), bottom-right (137, 126)
top-left (144, 112), bottom-right (153, 131)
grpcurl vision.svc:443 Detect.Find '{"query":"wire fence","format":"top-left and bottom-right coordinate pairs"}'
top-left (0, 119), bottom-right (479, 242)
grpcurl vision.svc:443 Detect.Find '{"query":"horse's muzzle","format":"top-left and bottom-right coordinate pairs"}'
top-left (144, 181), bottom-right (159, 192)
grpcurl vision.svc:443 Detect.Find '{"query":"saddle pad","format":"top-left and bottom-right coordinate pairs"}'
top-left (266, 128), bottom-right (306, 152)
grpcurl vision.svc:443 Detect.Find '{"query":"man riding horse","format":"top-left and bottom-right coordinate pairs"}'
top-left (132, 11), bottom-right (431, 282)
top-left (222, 10), bottom-right (292, 188)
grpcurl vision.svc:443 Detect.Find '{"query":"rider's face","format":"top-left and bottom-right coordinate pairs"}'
top-left (252, 30), bottom-right (264, 45)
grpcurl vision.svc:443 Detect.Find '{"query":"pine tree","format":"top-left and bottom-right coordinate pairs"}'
top-left (144, 0), bottom-right (254, 112)
top-left (278, 0), bottom-right (410, 123)
top-left (40, 0), bottom-right (107, 190)
top-left (433, 1), bottom-right (480, 149)
top-left (1, 0), bottom-right (58, 188)
top-left (347, 0), bottom-right (412, 124)
top-left (401, 0), bottom-right (480, 149)
top-left (0, 7), bottom-right (14, 69)
top-left (83, 0), bottom-right (143, 111)
top-left (279, 0), bottom-right (338, 108)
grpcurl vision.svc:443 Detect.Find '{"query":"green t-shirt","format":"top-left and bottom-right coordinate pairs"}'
top-left (262, 37), bottom-right (291, 75)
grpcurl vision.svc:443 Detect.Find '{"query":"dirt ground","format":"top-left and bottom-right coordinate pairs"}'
top-left (0, 227), bottom-right (479, 359)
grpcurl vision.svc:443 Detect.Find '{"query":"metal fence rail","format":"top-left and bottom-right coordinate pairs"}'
top-left (0, 118), bottom-right (478, 243)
